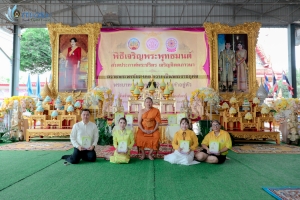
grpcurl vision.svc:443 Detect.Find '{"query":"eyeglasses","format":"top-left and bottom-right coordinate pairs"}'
top-left (212, 124), bottom-right (220, 127)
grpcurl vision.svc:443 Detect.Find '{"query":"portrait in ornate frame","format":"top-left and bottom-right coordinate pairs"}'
top-left (47, 23), bottom-right (101, 98)
top-left (204, 22), bottom-right (261, 101)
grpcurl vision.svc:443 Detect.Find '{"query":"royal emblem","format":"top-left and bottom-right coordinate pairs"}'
top-left (128, 38), bottom-right (140, 50)
top-left (166, 38), bottom-right (178, 52)
top-left (146, 38), bottom-right (159, 51)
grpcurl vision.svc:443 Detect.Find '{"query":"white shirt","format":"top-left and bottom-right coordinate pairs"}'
top-left (70, 121), bottom-right (99, 149)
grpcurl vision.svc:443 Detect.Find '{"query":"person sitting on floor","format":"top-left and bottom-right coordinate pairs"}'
top-left (61, 109), bottom-right (98, 164)
top-left (109, 117), bottom-right (134, 164)
top-left (164, 118), bottom-right (200, 165)
top-left (195, 120), bottom-right (232, 164)
top-left (136, 97), bottom-right (161, 160)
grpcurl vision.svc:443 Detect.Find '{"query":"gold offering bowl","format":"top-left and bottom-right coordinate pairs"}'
top-left (133, 94), bottom-right (140, 100)
top-left (130, 90), bottom-right (134, 95)
top-left (138, 86), bottom-right (144, 92)
top-left (149, 90), bottom-right (155, 95)
top-left (160, 86), bottom-right (165, 92)
top-left (163, 94), bottom-right (170, 100)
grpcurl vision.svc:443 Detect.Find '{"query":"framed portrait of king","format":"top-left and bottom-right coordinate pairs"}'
top-left (47, 23), bottom-right (101, 96)
top-left (203, 22), bottom-right (261, 101)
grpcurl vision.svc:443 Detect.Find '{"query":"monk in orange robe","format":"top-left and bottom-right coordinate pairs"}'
top-left (136, 97), bottom-right (161, 160)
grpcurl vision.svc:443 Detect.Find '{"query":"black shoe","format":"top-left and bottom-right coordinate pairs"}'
top-left (222, 85), bottom-right (226, 92)
top-left (228, 85), bottom-right (233, 92)
top-left (61, 155), bottom-right (70, 159)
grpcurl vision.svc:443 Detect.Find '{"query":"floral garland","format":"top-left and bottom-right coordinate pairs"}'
top-left (190, 87), bottom-right (220, 105)
top-left (270, 98), bottom-right (300, 123)
top-left (1, 96), bottom-right (35, 114)
top-left (270, 98), bottom-right (299, 113)
top-left (91, 86), bottom-right (112, 101)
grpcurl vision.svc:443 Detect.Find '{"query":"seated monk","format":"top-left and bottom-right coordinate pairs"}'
top-left (136, 97), bottom-right (161, 160)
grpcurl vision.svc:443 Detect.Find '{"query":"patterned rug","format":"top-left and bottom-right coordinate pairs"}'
top-left (0, 142), bottom-right (73, 151)
top-left (263, 187), bottom-right (300, 200)
top-left (231, 144), bottom-right (300, 154)
top-left (95, 144), bottom-right (202, 159)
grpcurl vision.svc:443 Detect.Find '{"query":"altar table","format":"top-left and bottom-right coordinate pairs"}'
top-left (229, 131), bottom-right (280, 144)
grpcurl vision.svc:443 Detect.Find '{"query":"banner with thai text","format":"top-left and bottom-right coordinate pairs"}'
top-left (96, 28), bottom-right (210, 111)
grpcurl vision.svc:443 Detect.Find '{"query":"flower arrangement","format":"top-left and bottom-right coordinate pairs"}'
top-left (229, 107), bottom-right (237, 115)
top-left (2, 96), bottom-right (35, 114)
top-left (36, 106), bottom-right (44, 115)
top-left (74, 101), bottom-right (81, 109)
top-left (91, 86), bottom-right (112, 101)
top-left (253, 97), bottom-right (260, 104)
top-left (229, 97), bottom-right (237, 104)
top-left (67, 105), bottom-right (74, 113)
top-left (0, 109), bottom-right (6, 122)
top-left (244, 112), bottom-right (253, 120)
top-left (190, 87), bottom-right (220, 105)
top-left (66, 96), bottom-right (73, 104)
top-left (36, 101), bottom-right (42, 107)
top-left (221, 102), bottom-right (229, 109)
top-left (55, 97), bottom-right (63, 110)
top-left (51, 110), bottom-right (58, 118)
top-left (261, 103), bottom-right (269, 108)
top-left (261, 107), bottom-right (270, 114)
top-left (43, 96), bottom-right (52, 104)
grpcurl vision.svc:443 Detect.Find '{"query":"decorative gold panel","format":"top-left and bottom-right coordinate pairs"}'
top-left (203, 22), bottom-right (261, 101)
top-left (47, 23), bottom-right (101, 99)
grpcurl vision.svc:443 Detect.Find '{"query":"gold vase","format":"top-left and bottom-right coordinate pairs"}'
top-left (133, 94), bottom-right (140, 100)
top-left (163, 94), bottom-right (170, 100)
top-left (149, 90), bottom-right (155, 96)
top-left (138, 86), bottom-right (144, 92)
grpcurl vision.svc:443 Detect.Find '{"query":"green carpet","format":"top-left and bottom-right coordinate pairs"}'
top-left (0, 149), bottom-right (72, 191)
top-left (0, 150), bottom-right (299, 200)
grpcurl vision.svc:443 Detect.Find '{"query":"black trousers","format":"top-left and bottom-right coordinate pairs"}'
top-left (65, 148), bottom-right (96, 164)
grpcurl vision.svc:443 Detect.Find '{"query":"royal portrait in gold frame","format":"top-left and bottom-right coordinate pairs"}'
top-left (47, 23), bottom-right (101, 97)
top-left (204, 22), bottom-right (261, 101)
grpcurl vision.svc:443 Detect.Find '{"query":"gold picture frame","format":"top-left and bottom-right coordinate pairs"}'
top-left (204, 22), bottom-right (261, 101)
top-left (47, 23), bottom-right (101, 99)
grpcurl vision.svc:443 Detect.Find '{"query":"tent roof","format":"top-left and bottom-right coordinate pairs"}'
top-left (1, 0), bottom-right (300, 31)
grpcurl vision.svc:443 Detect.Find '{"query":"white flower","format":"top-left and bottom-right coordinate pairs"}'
top-left (222, 102), bottom-right (229, 109)
top-left (229, 97), bottom-right (237, 104)
top-left (261, 107), bottom-right (270, 114)
top-left (245, 112), bottom-right (253, 120)
top-left (229, 107), bottom-right (237, 114)
top-left (253, 97), bottom-right (260, 104)
top-left (261, 103), bottom-right (269, 108)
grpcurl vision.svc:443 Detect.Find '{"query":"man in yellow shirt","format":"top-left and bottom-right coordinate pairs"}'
top-left (195, 120), bottom-right (232, 164)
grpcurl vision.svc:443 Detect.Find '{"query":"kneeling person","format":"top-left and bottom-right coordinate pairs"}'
top-left (61, 109), bottom-right (99, 164)
top-left (110, 117), bottom-right (134, 164)
top-left (195, 120), bottom-right (232, 164)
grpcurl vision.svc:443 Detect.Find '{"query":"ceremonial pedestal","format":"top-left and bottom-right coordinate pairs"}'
top-left (160, 99), bottom-right (176, 113)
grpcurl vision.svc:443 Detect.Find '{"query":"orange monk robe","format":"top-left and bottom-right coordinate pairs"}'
top-left (136, 107), bottom-right (161, 150)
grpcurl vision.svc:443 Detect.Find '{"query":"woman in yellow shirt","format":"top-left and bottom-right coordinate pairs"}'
top-left (164, 118), bottom-right (200, 165)
top-left (195, 120), bottom-right (232, 164)
top-left (110, 117), bottom-right (134, 164)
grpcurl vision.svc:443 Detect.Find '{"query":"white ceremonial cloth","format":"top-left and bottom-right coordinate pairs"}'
top-left (164, 150), bottom-right (200, 166)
